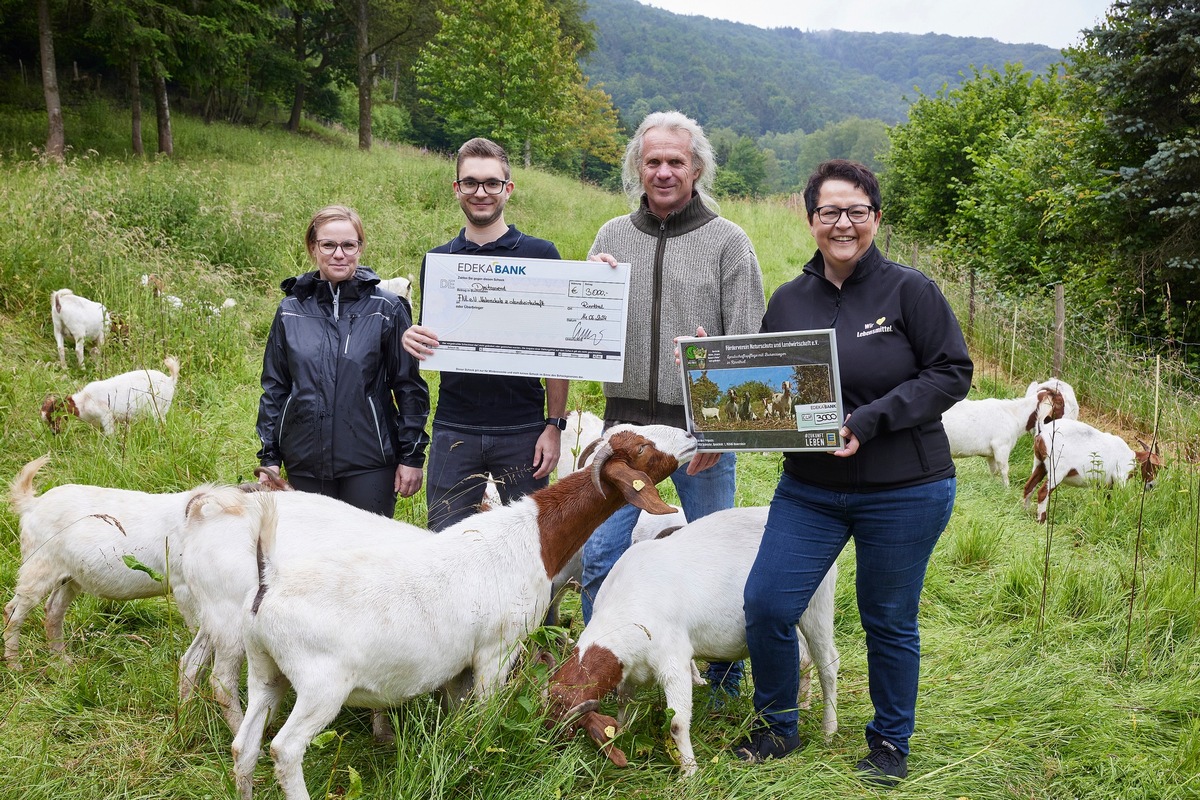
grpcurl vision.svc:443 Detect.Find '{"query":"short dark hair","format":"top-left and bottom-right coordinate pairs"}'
top-left (456, 137), bottom-right (511, 180)
top-left (802, 160), bottom-right (882, 221)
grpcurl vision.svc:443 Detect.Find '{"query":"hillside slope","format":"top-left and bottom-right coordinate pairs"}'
top-left (584, 0), bottom-right (1062, 134)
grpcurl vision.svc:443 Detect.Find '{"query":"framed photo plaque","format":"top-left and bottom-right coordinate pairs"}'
top-left (677, 329), bottom-right (844, 452)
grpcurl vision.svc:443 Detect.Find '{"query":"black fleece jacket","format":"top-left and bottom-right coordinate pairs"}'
top-left (762, 244), bottom-right (972, 491)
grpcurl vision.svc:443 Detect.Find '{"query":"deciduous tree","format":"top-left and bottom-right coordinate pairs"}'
top-left (415, 0), bottom-right (580, 165)
top-left (1074, 0), bottom-right (1200, 294)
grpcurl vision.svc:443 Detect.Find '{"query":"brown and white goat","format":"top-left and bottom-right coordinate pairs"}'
top-left (229, 424), bottom-right (695, 800)
top-left (1022, 418), bottom-right (1162, 523)
top-left (41, 356), bottom-right (180, 434)
top-left (547, 505), bottom-right (838, 775)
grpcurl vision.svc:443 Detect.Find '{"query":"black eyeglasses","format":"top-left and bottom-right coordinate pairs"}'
top-left (455, 178), bottom-right (508, 195)
top-left (814, 205), bottom-right (875, 224)
top-left (316, 239), bottom-right (361, 255)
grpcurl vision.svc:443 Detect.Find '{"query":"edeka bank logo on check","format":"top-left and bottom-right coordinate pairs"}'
top-left (857, 315), bottom-right (894, 338)
top-left (457, 260), bottom-right (527, 275)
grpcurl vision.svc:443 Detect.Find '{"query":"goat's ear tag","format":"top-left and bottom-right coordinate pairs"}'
top-left (604, 725), bottom-right (617, 740)
top-left (632, 479), bottom-right (645, 492)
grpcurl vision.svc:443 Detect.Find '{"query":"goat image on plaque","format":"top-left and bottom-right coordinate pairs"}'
top-left (677, 329), bottom-right (844, 452)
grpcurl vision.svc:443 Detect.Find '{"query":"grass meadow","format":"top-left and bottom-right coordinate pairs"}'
top-left (0, 105), bottom-right (1198, 799)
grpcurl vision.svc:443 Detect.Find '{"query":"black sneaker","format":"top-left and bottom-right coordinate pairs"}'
top-left (732, 730), bottom-right (802, 763)
top-left (855, 738), bottom-right (907, 786)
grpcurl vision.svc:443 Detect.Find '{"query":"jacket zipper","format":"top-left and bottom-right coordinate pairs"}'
top-left (649, 218), bottom-right (667, 420)
top-left (278, 395), bottom-right (293, 442)
top-left (367, 396), bottom-right (386, 459)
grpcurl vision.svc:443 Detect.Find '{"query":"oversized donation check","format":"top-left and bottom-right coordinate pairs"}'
top-left (419, 253), bottom-right (631, 382)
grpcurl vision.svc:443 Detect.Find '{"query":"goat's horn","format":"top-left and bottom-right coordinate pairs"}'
top-left (589, 440), bottom-right (615, 496)
top-left (564, 698), bottom-right (599, 723)
top-left (577, 436), bottom-right (604, 470)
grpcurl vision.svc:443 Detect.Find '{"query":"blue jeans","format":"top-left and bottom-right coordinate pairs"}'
top-left (744, 472), bottom-right (955, 751)
top-left (425, 426), bottom-right (547, 531)
top-left (581, 451), bottom-right (743, 690)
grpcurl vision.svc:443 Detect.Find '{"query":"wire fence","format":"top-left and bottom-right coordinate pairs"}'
top-left (881, 228), bottom-right (1200, 462)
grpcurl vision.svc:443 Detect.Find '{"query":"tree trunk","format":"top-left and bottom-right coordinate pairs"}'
top-left (37, 0), bottom-right (65, 161)
top-left (152, 60), bottom-right (173, 156)
top-left (356, 0), bottom-right (371, 151)
top-left (524, 138), bottom-right (532, 168)
top-left (130, 57), bottom-right (143, 156)
top-left (288, 13), bottom-right (305, 132)
top-left (289, 82), bottom-right (306, 132)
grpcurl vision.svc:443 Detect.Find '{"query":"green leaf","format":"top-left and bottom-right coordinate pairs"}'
top-left (121, 555), bottom-right (164, 583)
top-left (311, 730), bottom-right (338, 749)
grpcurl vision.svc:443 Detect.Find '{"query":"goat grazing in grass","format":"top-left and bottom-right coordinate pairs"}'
top-left (40, 357), bottom-right (180, 435)
top-left (1022, 418), bottom-right (1162, 523)
top-left (177, 487), bottom-right (425, 735)
top-left (229, 424), bottom-right (696, 799)
top-left (547, 505), bottom-right (837, 775)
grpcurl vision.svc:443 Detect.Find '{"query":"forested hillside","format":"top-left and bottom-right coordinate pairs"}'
top-left (583, 0), bottom-right (1062, 135)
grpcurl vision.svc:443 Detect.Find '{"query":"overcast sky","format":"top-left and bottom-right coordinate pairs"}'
top-left (635, 0), bottom-right (1113, 49)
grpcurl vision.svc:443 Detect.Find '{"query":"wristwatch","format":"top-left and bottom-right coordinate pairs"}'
top-left (545, 416), bottom-right (568, 430)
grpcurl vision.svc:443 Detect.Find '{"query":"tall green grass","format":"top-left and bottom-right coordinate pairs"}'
top-left (0, 104), bottom-right (1197, 800)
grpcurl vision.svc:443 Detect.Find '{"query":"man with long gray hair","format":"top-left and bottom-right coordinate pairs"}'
top-left (581, 111), bottom-right (766, 699)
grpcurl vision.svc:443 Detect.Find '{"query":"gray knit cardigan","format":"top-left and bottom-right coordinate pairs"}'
top-left (590, 194), bottom-right (766, 427)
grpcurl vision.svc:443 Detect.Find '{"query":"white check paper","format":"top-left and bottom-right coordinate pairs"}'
top-left (419, 253), bottom-right (631, 381)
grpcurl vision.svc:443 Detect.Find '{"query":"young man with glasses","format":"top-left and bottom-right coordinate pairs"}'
top-left (402, 137), bottom-right (567, 531)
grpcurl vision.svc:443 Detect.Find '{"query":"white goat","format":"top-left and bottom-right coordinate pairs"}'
top-left (209, 297), bottom-right (238, 316)
top-left (700, 406), bottom-right (722, 422)
top-left (141, 273), bottom-right (235, 315)
top-left (547, 506), bottom-right (838, 776)
top-left (377, 274), bottom-right (413, 300)
top-left (229, 424), bottom-right (695, 800)
top-left (942, 385), bottom-right (1062, 486)
top-left (51, 288), bottom-right (109, 368)
top-left (2, 456), bottom-right (289, 667)
top-left (1022, 418), bottom-right (1162, 523)
top-left (40, 356), bottom-right (180, 435)
top-left (177, 487), bottom-right (426, 734)
top-left (771, 381), bottom-right (794, 419)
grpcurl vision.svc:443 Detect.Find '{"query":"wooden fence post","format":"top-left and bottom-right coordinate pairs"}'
top-left (968, 269), bottom-right (976, 333)
top-left (884, 225), bottom-right (892, 259)
top-left (1053, 284), bottom-right (1065, 378)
